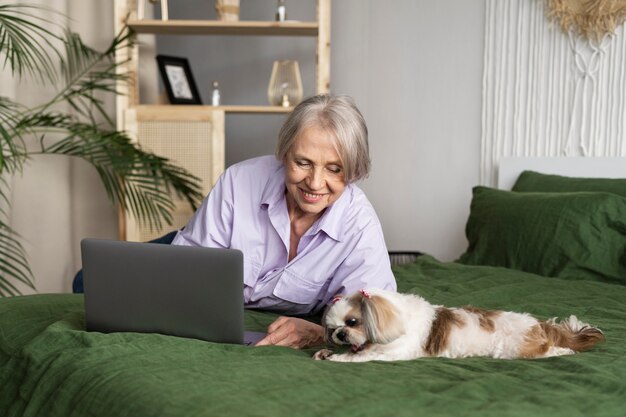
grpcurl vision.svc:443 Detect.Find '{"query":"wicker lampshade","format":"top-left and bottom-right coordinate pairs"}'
top-left (267, 60), bottom-right (303, 107)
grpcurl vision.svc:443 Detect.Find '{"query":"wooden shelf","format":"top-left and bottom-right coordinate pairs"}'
top-left (127, 19), bottom-right (318, 36)
top-left (220, 105), bottom-right (294, 113)
top-left (134, 104), bottom-right (294, 114)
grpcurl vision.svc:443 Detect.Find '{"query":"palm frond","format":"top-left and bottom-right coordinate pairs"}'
top-left (0, 4), bottom-right (64, 83)
top-left (58, 27), bottom-right (134, 127)
top-left (0, 97), bottom-right (28, 173)
top-left (33, 120), bottom-right (204, 231)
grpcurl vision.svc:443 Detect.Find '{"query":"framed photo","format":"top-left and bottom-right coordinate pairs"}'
top-left (156, 55), bottom-right (202, 105)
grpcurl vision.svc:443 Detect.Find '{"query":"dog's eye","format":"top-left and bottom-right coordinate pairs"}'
top-left (345, 318), bottom-right (358, 327)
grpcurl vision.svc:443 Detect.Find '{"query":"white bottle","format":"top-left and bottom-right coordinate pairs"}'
top-left (276, 0), bottom-right (287, 22)
top-left (211, 80), bottom-right (221, 106)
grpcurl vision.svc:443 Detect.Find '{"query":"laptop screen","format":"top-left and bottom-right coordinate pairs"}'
top-left (82, 239), bottom-right (247, 344)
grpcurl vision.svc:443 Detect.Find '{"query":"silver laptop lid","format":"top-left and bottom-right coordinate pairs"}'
top-left (82, 238), bottom-right (244, 344)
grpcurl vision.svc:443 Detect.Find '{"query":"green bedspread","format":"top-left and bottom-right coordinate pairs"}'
top-left (1, 256), bottom-right (625, 417)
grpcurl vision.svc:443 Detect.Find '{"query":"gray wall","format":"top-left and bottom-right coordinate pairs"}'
top-left (154, 0), bottom-right (485, 261)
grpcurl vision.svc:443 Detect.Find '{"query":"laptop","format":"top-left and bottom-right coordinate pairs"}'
top-left (81, 238), bottom-right (266, 346)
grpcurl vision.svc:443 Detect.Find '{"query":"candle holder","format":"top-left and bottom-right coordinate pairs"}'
top-left (267, 60), bottom-right (303, 107)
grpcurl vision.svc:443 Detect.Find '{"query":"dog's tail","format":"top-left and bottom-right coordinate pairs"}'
top-left (520, 315), bottom-right (605, 358)
top-left (541, 315), bottom-right (605, 352)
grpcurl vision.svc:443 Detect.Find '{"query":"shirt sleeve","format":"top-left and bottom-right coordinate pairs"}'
top-left (172, 173), bottom-right (234, 249)
top-left (323, 222), bottom-right (397, 303)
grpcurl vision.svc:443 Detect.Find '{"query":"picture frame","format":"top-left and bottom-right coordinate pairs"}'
top-left (156, 55), bottom-right (202, 105)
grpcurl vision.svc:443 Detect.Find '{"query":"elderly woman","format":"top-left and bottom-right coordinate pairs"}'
top-left (172, 94), bottom-right (396, 349)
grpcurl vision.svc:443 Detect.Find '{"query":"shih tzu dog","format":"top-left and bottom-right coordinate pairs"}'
top-left (313, 289), bottom-right (605, 362)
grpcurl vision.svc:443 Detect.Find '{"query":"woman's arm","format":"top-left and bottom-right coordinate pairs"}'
top-left (325, 222), bottom-right (397, 300)
top-left (255, 316), bottom-right (324, 349)
top-left (172, 174), bottom-right (234, 248)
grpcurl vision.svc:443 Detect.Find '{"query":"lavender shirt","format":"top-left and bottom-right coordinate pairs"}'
top-left (172, 155), bottom-right (396, 315)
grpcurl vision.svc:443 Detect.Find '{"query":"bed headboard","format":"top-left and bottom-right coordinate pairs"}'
top-left (498, 157), bottom-right (626, 190)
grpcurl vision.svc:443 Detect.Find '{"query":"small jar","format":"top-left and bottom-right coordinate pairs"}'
top-left (211, 80), bottom-right (221, 106)
top-left (275, 0), bottom-right (287, 22)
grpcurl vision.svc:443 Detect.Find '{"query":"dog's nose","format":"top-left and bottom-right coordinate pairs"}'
top-left (336, 330), bottom-right (347, 342)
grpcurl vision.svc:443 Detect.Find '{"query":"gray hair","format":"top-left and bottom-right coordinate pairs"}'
top-left (276, 94), bottom-right (370, 183)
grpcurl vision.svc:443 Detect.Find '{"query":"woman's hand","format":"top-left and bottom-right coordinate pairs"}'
top-left (255, 316), bottom-right (324, 349)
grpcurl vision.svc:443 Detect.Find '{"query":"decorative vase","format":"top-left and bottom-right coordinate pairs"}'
top-left (215, 0), bottom-right (240, 21)
top-left (267, 60), bottom-right (303, 107)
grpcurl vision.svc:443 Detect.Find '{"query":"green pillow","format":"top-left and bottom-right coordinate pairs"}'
top-left (513, 170), bottom-right (626, 198)
top-left (458, 186), bottom-right (626, 284)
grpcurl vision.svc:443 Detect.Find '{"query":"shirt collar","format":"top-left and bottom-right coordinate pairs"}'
top-left (305, 186), bottom-right (351, 242)
top-left (260, 164), bottom-right (351, 242)
top-left (260, 163), bottom-right (287, 207)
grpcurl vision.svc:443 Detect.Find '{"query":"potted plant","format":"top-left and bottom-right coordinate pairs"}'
top-left (0, 4), bottom-right (203, 296)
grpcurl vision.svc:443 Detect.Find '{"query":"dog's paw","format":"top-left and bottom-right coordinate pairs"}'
top-left (313, 349), bottom-right (334, 360)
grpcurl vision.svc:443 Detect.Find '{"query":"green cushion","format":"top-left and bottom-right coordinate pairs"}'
top-left (512, 170), bottom-right (626, 198)
top-left (457, 186), bottom-right (626, 284)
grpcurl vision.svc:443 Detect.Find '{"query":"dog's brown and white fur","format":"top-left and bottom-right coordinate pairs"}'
top-left (313, 289), bottom-right (605, 362)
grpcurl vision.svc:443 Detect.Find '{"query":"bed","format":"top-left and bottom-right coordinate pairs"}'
top-left (2, 158), bottom-right (626, 417)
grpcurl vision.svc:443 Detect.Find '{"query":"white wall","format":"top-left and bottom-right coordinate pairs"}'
top-left (154, 0), bottom-right (486, 261)
top-left (333, 0), bottom-right (485, 259)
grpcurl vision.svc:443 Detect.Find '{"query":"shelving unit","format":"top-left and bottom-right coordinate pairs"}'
top-left (113, 0), bottom-right (331, 241)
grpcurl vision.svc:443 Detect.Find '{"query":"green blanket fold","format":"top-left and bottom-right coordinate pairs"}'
top-left (2, 256), bottom-right (625, 417)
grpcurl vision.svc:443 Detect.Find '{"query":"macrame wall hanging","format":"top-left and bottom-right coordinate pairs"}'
top-left (480, 0), bottom-right (626, 186)
top-left (546, 0), bottom-right (626, 41)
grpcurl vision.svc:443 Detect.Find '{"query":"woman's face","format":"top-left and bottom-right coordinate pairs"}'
top-left (284, 125), bottom-right (347, 219)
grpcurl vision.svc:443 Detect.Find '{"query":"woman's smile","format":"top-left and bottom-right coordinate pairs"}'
top-left (301, 189), bottom-right (326, 203)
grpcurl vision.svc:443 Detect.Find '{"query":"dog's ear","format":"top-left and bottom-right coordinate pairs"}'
top-left (321, 295), bottom-right (345, 343)
top-left (360, 293), bottom-right (404, 344)
top-left (322, 294), bottom-right (345, 324)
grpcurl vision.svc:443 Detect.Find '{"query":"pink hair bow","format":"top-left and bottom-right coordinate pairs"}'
top-left (359, 289), bottom-right (371, 299)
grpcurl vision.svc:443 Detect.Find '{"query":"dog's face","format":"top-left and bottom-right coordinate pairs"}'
top-left (322, 291), bottom-right (405, 352)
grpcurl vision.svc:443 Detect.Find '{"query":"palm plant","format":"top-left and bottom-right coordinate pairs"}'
top-left (0, 4), bottom-right (203, 296)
